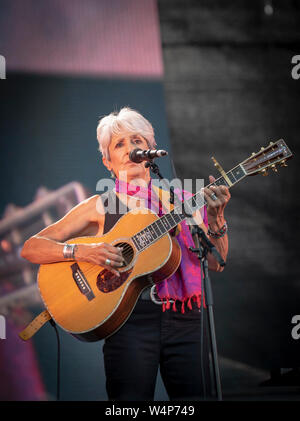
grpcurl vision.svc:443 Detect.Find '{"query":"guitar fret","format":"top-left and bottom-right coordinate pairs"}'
top-left (148, 224), bottom-right (158, 240)
top-left (214, 177), bottom-right (228, 187)
top-left (156, 219), bottom-right (166, 235)
top-left (165, 213), bottom-right (175, 229)
top-left (153, 220), bottom-right (163, 235)
top-left (160, 216), bottom-right (169, 231)
top-left (171, 210), bottom-right (182, 224)
top-left (132, 235), bottom-right (143, 251)
top-left (139, 229), bottom-right (148, 247)
top-left (143, 228), bottom-right (152, 246)
top-left (146, 227), bottom-right (155, 242)
top-left (231, 165), bottom-right (245, 182)
top-left (153, 223), bottom-right (161, 237)
top-left (226, 171), bottom-right (236, 184)
top-left (169, 213), bottom-right (178, 228)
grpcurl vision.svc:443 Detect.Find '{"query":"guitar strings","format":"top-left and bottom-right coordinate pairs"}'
top-left (78, 243), bottom-right (135, 277)
top-left (80, 229), bottom-right (167, 277)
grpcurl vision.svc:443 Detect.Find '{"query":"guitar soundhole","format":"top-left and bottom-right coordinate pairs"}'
top-left (96, 242), bottom-right (134, 293)
top-left (115, 242), bottom-right (134, 267)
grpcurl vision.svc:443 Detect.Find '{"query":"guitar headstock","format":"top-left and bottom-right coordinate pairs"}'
top-left (241, 139), bottom-right (293, 176)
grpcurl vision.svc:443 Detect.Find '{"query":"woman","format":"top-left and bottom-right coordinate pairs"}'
top-left (21, 107), bottom-right (231, 400)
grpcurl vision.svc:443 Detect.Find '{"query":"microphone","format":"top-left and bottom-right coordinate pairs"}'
top-left (129, 148), bottom-right (168, 163)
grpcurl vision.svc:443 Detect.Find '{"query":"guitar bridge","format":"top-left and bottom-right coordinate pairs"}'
top-left (71, 263), bottom-right (95, 301)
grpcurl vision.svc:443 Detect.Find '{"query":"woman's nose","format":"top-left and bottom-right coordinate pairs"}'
top-left (126, 142), bottom-right (135, 155)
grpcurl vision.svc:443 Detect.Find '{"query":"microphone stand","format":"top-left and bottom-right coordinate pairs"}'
top-left (147, 158), bottom-right (224, 401)
top-left (189, 224), bottom-right (224, 401)
top-left (145, 159), bottom-right (176, 204)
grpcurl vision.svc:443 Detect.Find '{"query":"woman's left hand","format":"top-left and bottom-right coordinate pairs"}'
top-left (204, 175), bottom-right (231, 225)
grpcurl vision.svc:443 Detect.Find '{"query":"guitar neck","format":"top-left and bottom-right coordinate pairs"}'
top-left (131, 137), bottom-right (293, 252)
top-left (131, 163), bottom-right (246, 252)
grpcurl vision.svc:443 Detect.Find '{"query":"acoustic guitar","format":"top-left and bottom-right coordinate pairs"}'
top-left (37, 140), bottom-right (292, 342)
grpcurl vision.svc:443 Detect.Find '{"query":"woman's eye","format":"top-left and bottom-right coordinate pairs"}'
top-left (134, 139), bottom-right (142, 144)
top-left (115, 142), bottom-right (123, 148)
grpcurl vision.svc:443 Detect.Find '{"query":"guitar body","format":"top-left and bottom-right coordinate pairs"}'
top-left (37, 209), bottom-right (182, 342)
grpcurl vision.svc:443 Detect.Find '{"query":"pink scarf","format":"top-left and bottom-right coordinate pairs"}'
top-left (115, 179), bottom-right (208, 313)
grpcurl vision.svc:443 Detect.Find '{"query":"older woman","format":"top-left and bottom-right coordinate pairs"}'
top-left (21, 107), bottom-right (230, 400)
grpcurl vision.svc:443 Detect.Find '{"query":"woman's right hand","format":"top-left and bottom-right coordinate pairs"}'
top-left (75, 243), bottom-right (124, 277)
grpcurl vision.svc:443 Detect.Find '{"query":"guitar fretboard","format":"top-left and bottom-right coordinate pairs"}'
top-left (131, 164), bottom-right (246, 251)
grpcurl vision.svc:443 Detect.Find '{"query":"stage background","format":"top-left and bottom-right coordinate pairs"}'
top-left (0, 0), bottom-right (300, 401)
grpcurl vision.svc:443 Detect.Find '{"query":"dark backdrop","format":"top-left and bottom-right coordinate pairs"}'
top-left (158, 0), bottom-right (300, 372)
top-left (0, 74), bottom-right (172, 213)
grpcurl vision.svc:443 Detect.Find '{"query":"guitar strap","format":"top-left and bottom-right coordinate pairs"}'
top-left (19, 309), bottom-right (52, 341)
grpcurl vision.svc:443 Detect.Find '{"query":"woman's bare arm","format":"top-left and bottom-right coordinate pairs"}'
top-left (21, 195), bottom-right (123, 275)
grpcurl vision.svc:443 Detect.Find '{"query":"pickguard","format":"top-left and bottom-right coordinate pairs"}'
top-left (96, 268), bottom-right (132, 293)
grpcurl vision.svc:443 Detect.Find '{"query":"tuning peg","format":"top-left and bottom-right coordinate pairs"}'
top-left (261, 169), bottom-right (268, 176)
top-left (251, 152), bottom-right (256, 156)
top-left (269, 141), bottom-right (274, 146)
top-left (271, 164), bottom-right (278, 172)
top-left (280, 160), bottom-right (288, 167)
top-left (260, 147), bottom-right (265, 151)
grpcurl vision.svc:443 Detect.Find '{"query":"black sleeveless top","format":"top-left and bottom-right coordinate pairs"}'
top-left (100, 190), bottom-right (154, 299)
top-left (101, 190), bottom-right (129, 234)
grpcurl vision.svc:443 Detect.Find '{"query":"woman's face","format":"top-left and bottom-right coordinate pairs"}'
top-left (102, 131), bottom-right (151, 183)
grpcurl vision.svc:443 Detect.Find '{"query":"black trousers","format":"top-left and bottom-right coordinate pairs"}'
top-left (103, 295), bottom-right (212, 401)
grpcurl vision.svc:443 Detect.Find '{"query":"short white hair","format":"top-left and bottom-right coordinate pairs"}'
top-left (96, 107), bottom-right (156, 160)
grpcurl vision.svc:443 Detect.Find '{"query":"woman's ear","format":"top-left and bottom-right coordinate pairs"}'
top-left (102, 156), bottom-right (111, 171)
top-left (102, 156), bottom-right (116, 178)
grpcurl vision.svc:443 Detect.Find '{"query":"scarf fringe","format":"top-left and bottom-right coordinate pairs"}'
top-left (181, 301), bottom-right (185, 314)
top-left (172, 299), bottom-right (177, 312)
top-left (161, 294), bottom-right (203, 314)
top-left (166, 297), bottom-right (171, 310)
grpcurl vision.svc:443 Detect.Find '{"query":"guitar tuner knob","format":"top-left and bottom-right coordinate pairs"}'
top-left (261, 169), bottom-right (268, 176)
top-left (271, 164), bottom-right (278, 172)
top-left (280, 160), bottom-right (288, 167)
top-left (269, 141), bottom-right (274, 146)
top-left (251, 152), bottom-right (256, 156)
top-left (260, 147), bottom-right (265, 151)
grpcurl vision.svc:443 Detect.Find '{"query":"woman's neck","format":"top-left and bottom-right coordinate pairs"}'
top-left (119, 174), bottom-right (151, 188)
